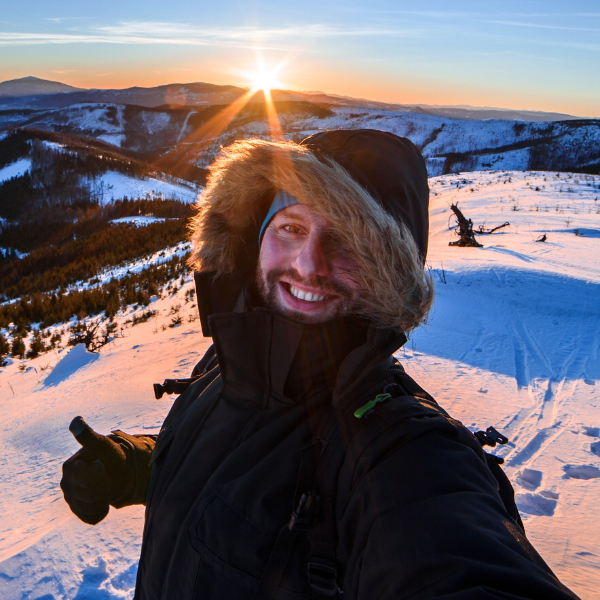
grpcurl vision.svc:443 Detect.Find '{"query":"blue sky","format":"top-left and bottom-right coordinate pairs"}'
top-left (1, 0), bottom-right (598, 116)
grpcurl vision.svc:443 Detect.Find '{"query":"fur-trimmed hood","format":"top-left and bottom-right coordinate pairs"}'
top-left (188, 132), bottom-right (433, 332)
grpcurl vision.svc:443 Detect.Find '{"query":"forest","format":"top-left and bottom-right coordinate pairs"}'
top-left (0, 130), bottom-right (162, 220)
top-left (0, 251), bottom-right (190, 361)
top-left (0, 197), bottom-right (194, 299)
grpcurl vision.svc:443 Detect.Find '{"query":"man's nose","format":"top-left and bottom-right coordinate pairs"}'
top-left (291, 232), bottom-right (330, 279)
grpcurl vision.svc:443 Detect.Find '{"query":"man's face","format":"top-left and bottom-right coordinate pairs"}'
top-left (257, 204), bottom-right (360, 324)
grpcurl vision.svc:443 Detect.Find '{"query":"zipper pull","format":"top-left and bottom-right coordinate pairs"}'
top-left (354, 393), bottom-right (392, 418)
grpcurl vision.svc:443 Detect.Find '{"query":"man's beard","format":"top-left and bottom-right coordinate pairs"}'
top-left (256, 266), bottom-right (357, 324)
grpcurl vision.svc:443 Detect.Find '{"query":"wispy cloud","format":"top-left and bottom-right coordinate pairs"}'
top-left (0, 21), bottom-right (421, 47)
top-left (488, 20), bottom-right (600, 33)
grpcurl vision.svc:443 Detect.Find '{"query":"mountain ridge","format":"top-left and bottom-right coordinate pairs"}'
top-left (0, 76), bottom-right (585, 122)
top-left (0, 76), bottom-right (84, 97)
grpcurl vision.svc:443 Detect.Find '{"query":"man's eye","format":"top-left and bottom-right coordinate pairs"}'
top-left (282, 224), bottom-right (303, 234)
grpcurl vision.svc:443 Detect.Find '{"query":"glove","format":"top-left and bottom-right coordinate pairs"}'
top-left (60, 416), bottom-right (155, 524)
top-left (60, 416), bottom-right (128, 524)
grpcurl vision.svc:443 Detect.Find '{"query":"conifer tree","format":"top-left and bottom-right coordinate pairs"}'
top-left (0, 332), bottom-right (9, 363)
top-left (11, 336), bottom-right (25, 359)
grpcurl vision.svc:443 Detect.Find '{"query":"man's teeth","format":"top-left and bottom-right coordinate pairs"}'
top-left (289, 285), bottom-right (327, 302)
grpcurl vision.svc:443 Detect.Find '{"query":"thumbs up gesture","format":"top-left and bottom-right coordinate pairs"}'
top-left (60, 416), bottom-right (130, 525)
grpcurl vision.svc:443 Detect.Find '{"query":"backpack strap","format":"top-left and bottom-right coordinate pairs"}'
top-left (251, 364), bottom-right (441, 600)
top-left (307, 369), bottom-right (524, 598)
top-left (306, 372), bottom-right (446, 598)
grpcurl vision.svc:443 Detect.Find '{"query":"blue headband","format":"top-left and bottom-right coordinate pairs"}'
top-left (258, 190), bottom-right (299, 244)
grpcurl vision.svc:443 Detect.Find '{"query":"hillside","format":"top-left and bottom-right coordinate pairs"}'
top-left (0, 129), bottom-right (199, 320)
top-left (1, 102), bottom-right (599, 179)
top-left (0, 169), bottom-right (598, 599)
top-left (0, 81), bottom-right (248, 111)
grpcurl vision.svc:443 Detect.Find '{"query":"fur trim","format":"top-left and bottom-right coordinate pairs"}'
top-left (188, 139), bottom-right (433, 332)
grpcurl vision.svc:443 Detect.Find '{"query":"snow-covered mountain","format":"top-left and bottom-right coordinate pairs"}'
top-left (0, 129), bottom-right (199, 221)
top-left (0, 169), bottom-right (598, 599)
top-left (2, 102), bottom-right (599, 179)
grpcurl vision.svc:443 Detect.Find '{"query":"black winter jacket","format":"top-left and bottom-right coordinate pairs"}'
top-left (131, 307), bottom-right (578, 600)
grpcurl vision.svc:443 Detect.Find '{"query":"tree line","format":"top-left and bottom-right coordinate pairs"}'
top-left (0, 252), bottom-right (190, 362)
top-left (0, 198), bottom-right (194, 300)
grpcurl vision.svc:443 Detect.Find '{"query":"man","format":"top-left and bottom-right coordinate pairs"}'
top-left (61, 130), bottom-right (578, 599)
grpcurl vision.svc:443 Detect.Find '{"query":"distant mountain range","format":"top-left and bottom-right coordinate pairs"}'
top-left (0, 76), bottom-right (582, 123)
top-left (0, 76), bottom-right (84, 97)
top-left (0, 77), bottom-right (598, 187)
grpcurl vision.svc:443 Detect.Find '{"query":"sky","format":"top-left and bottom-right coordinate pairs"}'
top-left (0, 0), bottom-right (599, 117)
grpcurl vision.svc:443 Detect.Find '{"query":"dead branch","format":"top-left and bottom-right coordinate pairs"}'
top-left (448, 203), bottom-right (483, 247)
top-left (68, 320), bottom-right (121, 352)
top-left (476, 222), bottom-right (510, 234)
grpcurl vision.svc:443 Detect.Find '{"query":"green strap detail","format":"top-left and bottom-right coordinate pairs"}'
top-left (354, 393), bottom-right (392, 418)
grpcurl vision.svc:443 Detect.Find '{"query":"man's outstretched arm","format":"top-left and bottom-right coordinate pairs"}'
top-left (339, 430), bottom-right (579, 599)
top-left (60, 417), bottom-right (156, 524)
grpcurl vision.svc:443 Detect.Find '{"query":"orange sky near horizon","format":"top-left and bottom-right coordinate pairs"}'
top-left (4, 63), bottom-right (594, 118)
top-left (1, 1), bottom-right (599, 118)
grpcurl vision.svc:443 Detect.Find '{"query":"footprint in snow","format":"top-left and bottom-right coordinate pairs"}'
top-left (590, 442), bottom-right (600, 457)
top-left (516, 492), bottom-right (557, 516)
top-left (110, 562), bottom-right (138, 591)
top-left (563, 464), bottom-right (600, 480)
top-left (582, 426), bottom-right (599, 437)
top-left (516, 468), bottom-right (543, 491)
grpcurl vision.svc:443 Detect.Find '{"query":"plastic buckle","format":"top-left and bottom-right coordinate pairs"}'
top-left (308, 560), bottom-right (339, 597)
top-left (153, 381), bottom-right (168, 400)
top-left (486, 426), bottom-right (509, 445)
top-left (288, 492), bottom-right (318, 532)
top-left (475, 426), bottom-right (509, 447)
top-left (475, 430), bottom-right (497, 447)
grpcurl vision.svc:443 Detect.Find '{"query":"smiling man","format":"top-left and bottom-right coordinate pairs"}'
top-left (257, 198), bottom-right (360, 323)
top-left (61, 130), bottom-right (578, 599)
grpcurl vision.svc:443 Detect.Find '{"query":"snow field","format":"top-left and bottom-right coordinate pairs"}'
top-left (0, 170), bottom-right (598, 598)
top-left (0, 275), bottom-right (210, 599)
top-left (0, 157), bottom-right (31, 183)
top-left (408, 170), bottom-right (600, 598)
top-left (89, 171), bottom-right (199, 205)
top-left (109, 216), bottom-right (168, 227)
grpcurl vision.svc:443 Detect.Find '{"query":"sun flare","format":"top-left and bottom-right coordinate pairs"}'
top-left (249, 66), bottom-right (284, 93)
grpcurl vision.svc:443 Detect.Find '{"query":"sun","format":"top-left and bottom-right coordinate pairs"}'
top-left (249, 66), bottom-right (284, 93)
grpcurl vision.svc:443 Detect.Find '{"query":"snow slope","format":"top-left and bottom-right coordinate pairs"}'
top-left (109, 216), bottom-right (167, 227)
top-left (6, 102), bottom-right (599, 175)
top-left (89, 171), bottom-right (199, 204)
top-left (0, 158), bottom-right (31, 183)
top-left (0, 170), bottom-right (599, 599)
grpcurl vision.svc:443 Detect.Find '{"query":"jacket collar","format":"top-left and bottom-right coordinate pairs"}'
top-left (208, 309), bottom-right (406, 408)
top-left (196, 270), bottom-right (407, 407)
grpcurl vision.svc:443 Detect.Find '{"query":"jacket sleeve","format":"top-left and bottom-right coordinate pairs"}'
top-left (108, 431), bottom-right (157, 508)
top-left (338, 429), bottom-right (579, 600)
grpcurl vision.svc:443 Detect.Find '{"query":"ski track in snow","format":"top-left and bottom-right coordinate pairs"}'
top-left (1, 170), bottom-right (600, 599)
